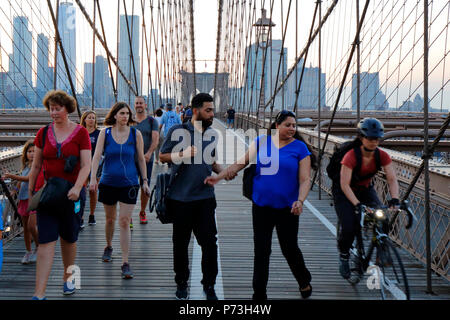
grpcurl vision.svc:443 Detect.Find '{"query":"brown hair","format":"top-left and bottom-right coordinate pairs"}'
top-left (21, 140), bottom-right (35, 170)
top-left (80, 110), bottom-right (97, 130)
top-left (104, 102), bottom-right (136, 126)
top-left (42, 89), bottom-right (77, 113)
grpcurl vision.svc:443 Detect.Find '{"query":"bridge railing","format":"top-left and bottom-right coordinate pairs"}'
top-left (0, 147), bottom-right (24, 243)
top-left (232, 113), bottom-right (449, 281)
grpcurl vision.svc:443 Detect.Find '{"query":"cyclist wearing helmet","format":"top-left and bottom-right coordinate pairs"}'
top-left (332, 118), bottom-right (400, 281)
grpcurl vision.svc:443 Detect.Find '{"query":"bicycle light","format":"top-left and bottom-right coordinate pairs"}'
top-left (375, 210), bottom-right (385, 219)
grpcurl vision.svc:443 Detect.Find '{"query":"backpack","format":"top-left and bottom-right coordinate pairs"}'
top-left (148, 123), bottom-right (189, 223)
top-left (326, 140), bottom-right (381, 188)
top-left (182, 108), bottom-right (192, 124)
top-left (166, 111), bottom-right (180, 130)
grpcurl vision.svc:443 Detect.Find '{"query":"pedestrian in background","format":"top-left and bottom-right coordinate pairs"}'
top-left (2, 140), bottom-right (39, 264)
top-left (80, 110), bottom-right (100, 226)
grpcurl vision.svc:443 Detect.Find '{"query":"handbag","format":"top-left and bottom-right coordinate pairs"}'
top-left (38, 177), bottom-right (74, 213)
top-left (242, 137), bottom-right (262, 201)
top-left (242, 164), bottom-right (256, 200)
top-left (27, 186), bottom-right (44, 212)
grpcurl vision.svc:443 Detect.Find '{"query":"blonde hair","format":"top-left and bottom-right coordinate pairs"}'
top-left (21, 140), bottom-right (35, 170)
top-left (80, 110), bottom-right (97, 130)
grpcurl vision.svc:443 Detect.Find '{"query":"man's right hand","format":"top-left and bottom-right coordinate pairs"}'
top-left (181, 146), bottom-right (197, 159)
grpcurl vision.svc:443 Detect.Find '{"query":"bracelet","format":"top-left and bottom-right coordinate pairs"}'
top-left (143, 178), bottom-right (149, 182)
top-left (297, 199), bottom-right (304, 205)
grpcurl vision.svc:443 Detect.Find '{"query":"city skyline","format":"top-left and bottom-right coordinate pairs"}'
top-left (0, 0), bottom-right (448, 111)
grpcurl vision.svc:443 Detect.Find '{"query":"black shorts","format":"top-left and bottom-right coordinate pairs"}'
top-left (98, 184), bottom-right (139, 205)
top-left (37, 188), bottom-right (85, 244)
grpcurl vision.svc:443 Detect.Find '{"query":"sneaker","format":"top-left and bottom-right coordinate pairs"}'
top-left (130, 219), bottom-right (133, 230)
top-left (63, 281), bottom-right (76, 295)
top-left (121, 262), bottom-right (134, 279)
top-left (203, 285), bottom-right (218, 300)
top-left (31, 296), bottom-right (46, 300)
top-left (102, 246), bottom-right (113, 262)
top-left (79, 219), bottom-right (85, 230)
top-left (139, 211), bottom-right (148, 224)
top-left (21, 251), bottom-right (33, 264)
top-left (88, 215), bottom-right (96, 226)
top-left (175, 284), bottom-right (189, 300)
top-left (29, 248), bottom-right (38, 263)
top-left (339, 253), bottom-right (351, 279)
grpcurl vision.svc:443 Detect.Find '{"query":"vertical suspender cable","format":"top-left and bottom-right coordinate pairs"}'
top-left (317, 0), bottom-right (322, 199)
top-left (97, 0), bottom-right (118, 102)
top-left (423, 0), bottom-right (433, 295)
top-left (91, 0), bottom-right (96, 110)
top-left (356, 0), bottom-right (361, 123)
top-left (47, 0), bottom-right (81, 118)
top-left (53, 0), bottom-right (60, 89)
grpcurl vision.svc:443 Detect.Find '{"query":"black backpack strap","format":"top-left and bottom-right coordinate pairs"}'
top-left (41, 124), bottom-right (50, 180)
top-left (374, 148), bottom-right (381, 171)
top-left (352, 146), bottom-right (381, 184)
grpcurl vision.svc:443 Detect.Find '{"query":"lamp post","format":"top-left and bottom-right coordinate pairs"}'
top-left (253, 9), bottom-right (275, 127)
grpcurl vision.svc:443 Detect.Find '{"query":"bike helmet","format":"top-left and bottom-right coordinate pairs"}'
top-left (357, 118), bottom-right (384, 138)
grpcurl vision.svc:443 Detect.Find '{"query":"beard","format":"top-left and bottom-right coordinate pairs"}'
top-left (363, 146), bottom-right (375, 152)
top-left (201, 118), bottom-right (213, 128)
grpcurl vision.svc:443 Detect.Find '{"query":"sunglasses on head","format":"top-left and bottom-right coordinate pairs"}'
top-left (275, 110), bottom-right (295, 122)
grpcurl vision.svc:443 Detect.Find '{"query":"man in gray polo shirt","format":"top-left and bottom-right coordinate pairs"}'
top-left (134, 96), bottom-right (159, 224)
top-left (160, 93), bottom-right (231, 301)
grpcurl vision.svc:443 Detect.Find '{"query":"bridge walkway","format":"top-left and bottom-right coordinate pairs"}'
top-left (0, 120), bottom-right (448, 300)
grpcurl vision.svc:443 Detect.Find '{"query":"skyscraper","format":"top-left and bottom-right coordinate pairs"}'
top-left (37, 34), bottom-right (52, 93)
top-left (244, 40), bottom-right (287, 111)
top-left (10, 16), bottom-right (33, 107)
top-left (94, 55), bottom-right (111, 108)
top-left (351, 72), bottom-right (388, 110)
top-left (57, 2), bottom-right (77, 93)
top-left (117, 14), bottom-right (140, 104)
top-left (299, 66), bottom-right (326, 109)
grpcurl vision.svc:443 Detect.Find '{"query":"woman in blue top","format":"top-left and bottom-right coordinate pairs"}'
top-left (205, 110), bottom-right (315, 300)
top-left (81, 110), bottom-right (100, 226)
top-left (90, 102), bottom-right (150, 279)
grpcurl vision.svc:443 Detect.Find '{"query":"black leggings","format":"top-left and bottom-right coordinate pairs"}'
top-left (332, 185), bottom-right (382, 255)
top-left (252, 203), bottom-right (311, 295)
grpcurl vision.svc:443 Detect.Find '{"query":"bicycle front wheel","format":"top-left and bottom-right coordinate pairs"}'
top-left (375, 239), bottom-right (410, 300)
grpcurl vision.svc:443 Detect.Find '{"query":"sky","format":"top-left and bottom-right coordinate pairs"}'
top-left (0, 0), bottom-right (448, 110)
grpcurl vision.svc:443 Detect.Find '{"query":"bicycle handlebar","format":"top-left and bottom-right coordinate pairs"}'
top-left (362, 200), bottom-right (415, 230)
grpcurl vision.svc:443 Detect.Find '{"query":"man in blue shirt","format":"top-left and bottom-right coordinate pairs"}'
top-left (159, 103), bottom-right (181, 138)
top-left (160, 93), bottom-right (230, 301)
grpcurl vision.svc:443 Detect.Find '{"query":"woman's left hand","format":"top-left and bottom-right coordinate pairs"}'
top-left (142, 183), bottom-right (151, 196)
top-left (67, 186), bottom-right (82, 201)
top-left (291, 200), bottom-right (304, 216)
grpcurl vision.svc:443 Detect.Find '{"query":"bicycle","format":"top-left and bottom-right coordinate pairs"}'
top-left (338, 200), bottom-right (415, 300)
